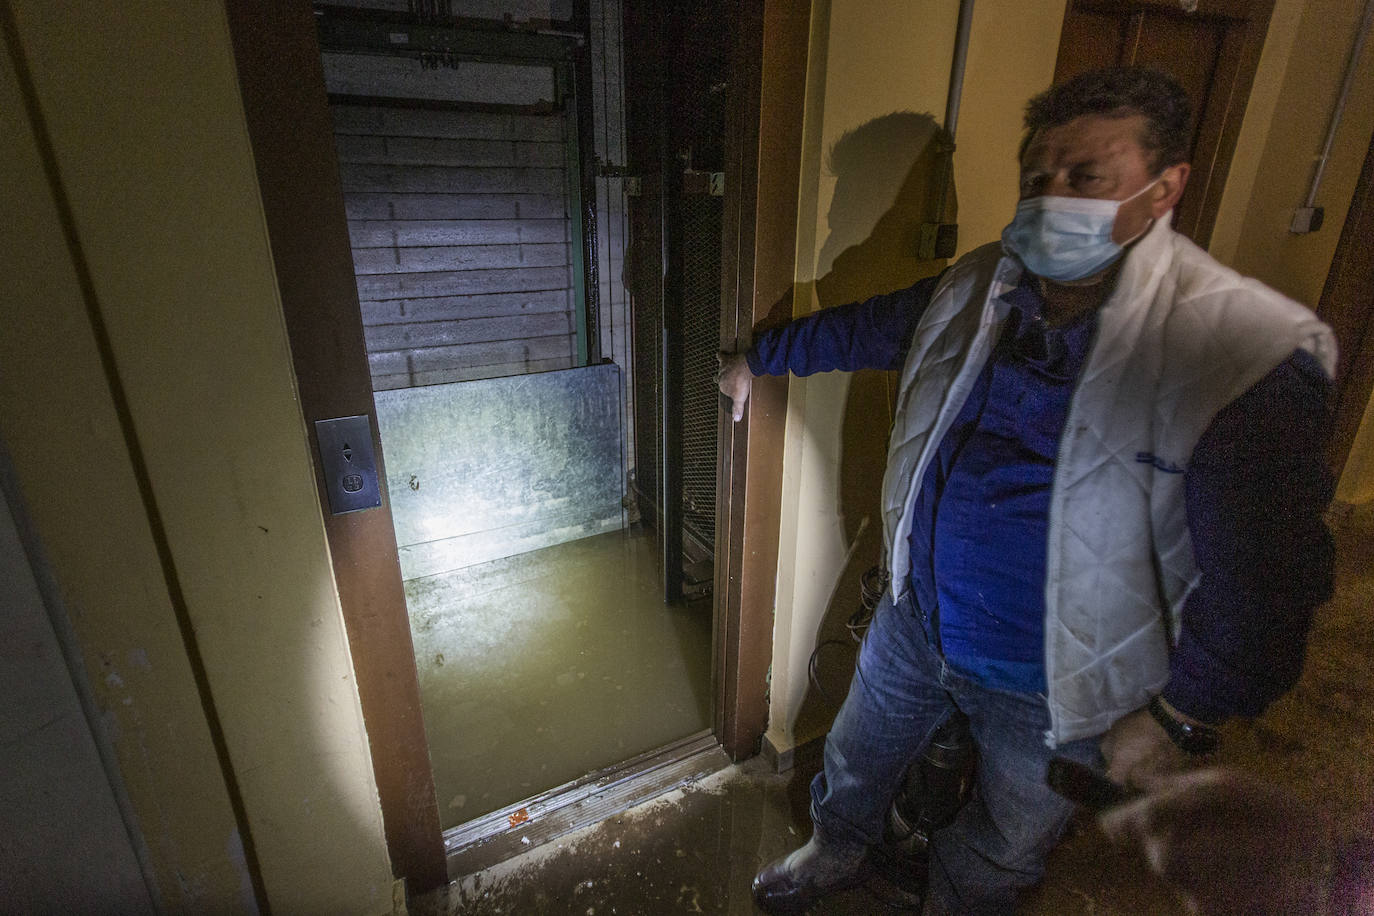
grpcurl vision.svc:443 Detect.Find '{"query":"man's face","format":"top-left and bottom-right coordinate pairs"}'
top-left (1018, 112), bottom-right (1189, 245)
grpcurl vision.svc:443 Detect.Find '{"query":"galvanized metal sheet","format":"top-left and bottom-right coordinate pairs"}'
top-left (375, 364), bottom-right (625, 579)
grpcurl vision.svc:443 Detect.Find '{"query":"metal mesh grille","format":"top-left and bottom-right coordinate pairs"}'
top-left (624, 0), bottom-right (728, 589)
top-left (680, 194), bottom-right (722, 550)
top-left (673, 0), bottom-right (726, 560)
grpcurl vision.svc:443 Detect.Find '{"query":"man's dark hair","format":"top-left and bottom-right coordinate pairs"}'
top-left (1019, 67), bottom-right (1192, 171)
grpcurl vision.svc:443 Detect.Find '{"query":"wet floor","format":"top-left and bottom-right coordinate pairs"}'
top-left (416, 749), bottom-right (1183, 916)
top-left (405, 529), bottom-right (714, 828)
top-left (412, 509), bottom-right (1374, 914)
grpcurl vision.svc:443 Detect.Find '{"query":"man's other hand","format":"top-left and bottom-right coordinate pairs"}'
top-left (717, 351), bottom-right (754, 422)
top-left (1098, 768), bottom-right (1333, 915)
top-left (1100, 704), bottom-right (1187, 787)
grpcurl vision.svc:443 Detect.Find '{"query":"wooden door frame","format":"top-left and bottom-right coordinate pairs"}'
top-left (713, 0), bottom-right (810, 759)
top-left (223, 0), bottom-right (448, 894)
top-left (1057, 0), bottom-right (1277, 247)
top-left (1318, 128), bottom-right (1374, 477)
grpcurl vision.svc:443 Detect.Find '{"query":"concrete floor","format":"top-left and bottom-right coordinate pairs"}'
top-left (405, 529), bottom-right (714, 828)
top-left (414, 508), bottom-right (1374, 914)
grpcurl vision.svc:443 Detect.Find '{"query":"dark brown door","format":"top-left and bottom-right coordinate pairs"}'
top-left (1053, 0), bottom-right (1276, 245)
top-left (1317, 131), bottom-right (1374, 475)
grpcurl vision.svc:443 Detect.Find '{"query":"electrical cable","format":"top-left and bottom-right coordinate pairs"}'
top-left (807, 564), bottom-right (891, 707)
top-left (807, 639), bottom-right (855, 709)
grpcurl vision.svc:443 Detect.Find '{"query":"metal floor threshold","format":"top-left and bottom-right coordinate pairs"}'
top-left (443, 730), bottom-right (728, 878)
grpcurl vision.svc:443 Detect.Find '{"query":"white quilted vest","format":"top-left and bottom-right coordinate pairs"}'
top-left (881, 215), bottom-right (1337, 746)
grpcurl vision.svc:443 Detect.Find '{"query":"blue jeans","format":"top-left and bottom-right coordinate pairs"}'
top-left (810, 590), bottom-right (1102, 913)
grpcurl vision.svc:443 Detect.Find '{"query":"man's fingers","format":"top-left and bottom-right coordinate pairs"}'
top-left (1098, 793), bottom-right (1193, 887)
top-left (726, 384), bottom-right (748, 422)
top-left (1098, 794), bottom-right (1152, 845)
top-left (1100, 707), bottom-right (1187, 787)
top-left (1097, 770), bottom-right (1235, 871)
top-left (717, 350), bottom-right (752, 422)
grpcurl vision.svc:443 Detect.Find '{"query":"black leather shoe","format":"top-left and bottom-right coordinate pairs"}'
top-left (751, 837), bottom-right (868, 914)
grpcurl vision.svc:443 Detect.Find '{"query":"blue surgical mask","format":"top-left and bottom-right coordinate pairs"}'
top-left (1001, 178), bottom-right (1158, 282)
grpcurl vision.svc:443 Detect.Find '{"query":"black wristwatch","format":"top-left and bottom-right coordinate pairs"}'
top-left (1148, 695), bottom-right (1220, 756)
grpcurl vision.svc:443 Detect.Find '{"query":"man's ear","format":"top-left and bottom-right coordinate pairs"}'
top-left (1152, 163), bottom-right (1190, 218)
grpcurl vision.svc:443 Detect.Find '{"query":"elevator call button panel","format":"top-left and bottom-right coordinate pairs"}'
top-left (314, 415), bottom-right (382, 515)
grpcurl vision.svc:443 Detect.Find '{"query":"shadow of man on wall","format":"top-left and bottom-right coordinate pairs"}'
top-left (788, 110), bottom-right (960, 745)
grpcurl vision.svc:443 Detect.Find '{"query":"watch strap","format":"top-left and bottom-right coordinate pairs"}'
top-left (1148, 695), bottom-right (1219, 756)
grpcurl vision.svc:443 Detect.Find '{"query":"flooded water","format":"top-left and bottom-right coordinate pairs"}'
top-left (405, 529), bottom-right (714, 828)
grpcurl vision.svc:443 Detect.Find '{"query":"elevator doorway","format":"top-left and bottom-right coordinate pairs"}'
top-left (310, 0), bottom-right (729, 842)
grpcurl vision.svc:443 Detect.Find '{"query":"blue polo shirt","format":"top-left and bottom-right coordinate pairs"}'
top-left (907, 279), bottom-right (1094, 693)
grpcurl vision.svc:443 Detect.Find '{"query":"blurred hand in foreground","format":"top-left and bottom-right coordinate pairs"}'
top-left (1098, 768), bottom-right (1338, 915)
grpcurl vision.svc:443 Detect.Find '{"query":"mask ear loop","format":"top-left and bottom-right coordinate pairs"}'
top-left (1115, 174), bottom-right (1164, 248)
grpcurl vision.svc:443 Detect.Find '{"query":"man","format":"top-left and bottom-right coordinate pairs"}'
top-left (718, 67), bottom-right (1337, 913)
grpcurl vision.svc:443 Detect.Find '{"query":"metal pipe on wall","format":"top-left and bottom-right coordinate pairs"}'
top-left (920, 0), bottom-right (974, 260)
top-left (1307, 0), bottom-right (1374, 206)
top-left (1293, 0), bottom-right (1374, 233)
top-left (944, 0), bottom-right (976, 140)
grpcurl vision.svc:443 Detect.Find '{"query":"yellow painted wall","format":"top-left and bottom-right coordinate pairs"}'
top-left (1207, 0), bottom-right (1374, 504)
top-left (1212, 0), bottom-right (1374, 306)
top-left (0, 32), bottom-right (248, 912)
top-left (1341, 396), bottom-right (1374, 505)
top-left (0, 2), bottom-right (395, 912)
top-left (766, 0), bottom-right (1066, 756)
top-left (950, 1), bottom-right (1069, 258)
